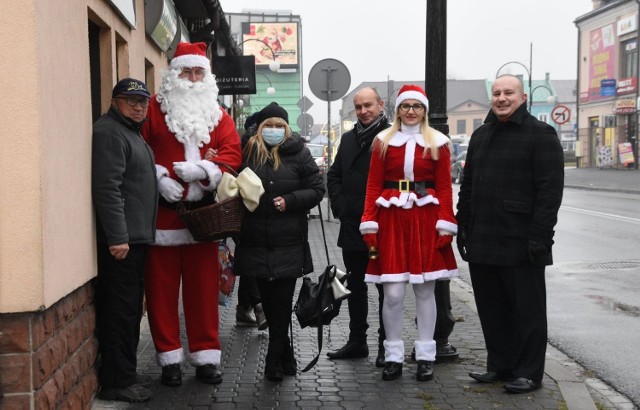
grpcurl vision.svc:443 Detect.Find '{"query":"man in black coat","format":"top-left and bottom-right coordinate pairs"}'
top-left (92, 78), bottom-right (158, 402)
top-left (456, 74), bottom-right (564, 394)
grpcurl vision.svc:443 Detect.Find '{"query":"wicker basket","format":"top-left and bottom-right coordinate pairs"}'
top-left (177, 194), bottom-right (245, 241)
top-left (176, 162), bottom-right (245, 241)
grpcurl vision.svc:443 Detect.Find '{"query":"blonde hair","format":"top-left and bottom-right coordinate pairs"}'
top-left (243, 116), bottom-right (292, 170)
top-left (378, 111), bottom-right (440, 160)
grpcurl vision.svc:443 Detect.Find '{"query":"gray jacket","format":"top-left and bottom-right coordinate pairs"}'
top-left (92, 107), bottom-right (158, 245)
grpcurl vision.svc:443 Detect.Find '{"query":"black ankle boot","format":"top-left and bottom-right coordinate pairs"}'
top-left (382, 362), bottom-right (403, 381)
top-left (282, 345), bottom-right (297, 376)
top-left (416, 360), bottom-right (434, 381)
top-left (265, 352), bottom-right (283, 381)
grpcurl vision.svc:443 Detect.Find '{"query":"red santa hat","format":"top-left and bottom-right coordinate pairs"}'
top-left (394, 84), bottom-right (429, 112)
top-left (170, 42), bottom-right (210, 69)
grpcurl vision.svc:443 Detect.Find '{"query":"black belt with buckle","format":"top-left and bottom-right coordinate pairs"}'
top-left (158, 194), bottom-right (215, 210)
top-left (383, 180), bottom-right (435, 195)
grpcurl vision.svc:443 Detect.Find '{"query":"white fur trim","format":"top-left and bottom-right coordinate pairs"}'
top-left (375, 193), bottom-right (440, 209)
top-left (404, 138), bottom-right (415, 180)
top-left (170, 55), bottom-right (210, 69)
top-left (154, 228), bottom-right (200, 246)
top-left (414, 340), bottom-right (436, 361)
top-left (395, 90), bottom-right (429, 112)
top-left (157, 348), bottom-right (184, 367)
top-left (189, 349), bottom-right (221, 366)
top-left (196, 160), bottom-right (222, 191)
top-left (436, 220), bottom-right (458, 235)
top-left (359, 221), bottom-right (379, 234)
top-left (156, 164), bottom-right (169, 180)
top-left (383, 340), bottom-right (405, 363)
top-left (386, 130), bottom-right (449, 149)
top-left (364, 268), bottom-right (459, 284)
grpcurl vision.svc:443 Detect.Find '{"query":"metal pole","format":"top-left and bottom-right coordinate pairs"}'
top-left (425, 0), bottom-right (449, 135)
top-left (323, 66), bottom-right (336, 221)
top-left (529, 42), bottom-right (533, 111)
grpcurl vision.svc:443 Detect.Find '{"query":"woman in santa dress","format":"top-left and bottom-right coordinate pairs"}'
top-left (360, 85), bottom-right (458, 382)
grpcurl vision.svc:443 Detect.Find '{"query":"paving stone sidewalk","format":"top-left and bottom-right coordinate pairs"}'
top-left (93, 198), bottom-right (636, 409)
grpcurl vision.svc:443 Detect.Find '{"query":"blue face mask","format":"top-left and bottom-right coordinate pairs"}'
top-left (262, 128), bottom-right (286, 146)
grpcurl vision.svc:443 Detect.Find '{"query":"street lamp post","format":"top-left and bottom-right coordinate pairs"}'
top-left (256, 72), bottom-right (276, 95)
top-left (495, 43), bottom-right (534, 111)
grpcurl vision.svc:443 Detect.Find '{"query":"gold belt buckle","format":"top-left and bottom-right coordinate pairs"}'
top-left (398, 179), bottom-right (410, 192)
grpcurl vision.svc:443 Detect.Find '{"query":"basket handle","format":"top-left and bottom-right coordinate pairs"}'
top-left (211, 161), bottom-right (239, 178)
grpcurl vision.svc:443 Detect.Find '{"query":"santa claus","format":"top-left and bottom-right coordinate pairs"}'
top-left (141, 42), bottom-right (242, 387)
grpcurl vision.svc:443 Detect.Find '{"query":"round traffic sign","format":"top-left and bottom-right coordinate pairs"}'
top-left (308, 58), bottom-right (351, 102)
top-left (297, 113), bottom-right (314, 129)
top-left (551, 105), bottom-right (571, 125)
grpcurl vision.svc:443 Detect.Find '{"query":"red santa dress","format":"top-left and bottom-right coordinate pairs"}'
top-left (360, 126), bottom-right (458, 283)
top-left (141, 96), bottom-right (241, 367)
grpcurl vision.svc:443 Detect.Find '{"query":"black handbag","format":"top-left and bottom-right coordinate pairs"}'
top-left (293, 205), bottom-right (350, 372)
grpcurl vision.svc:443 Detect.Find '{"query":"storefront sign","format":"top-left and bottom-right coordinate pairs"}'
top-left (601, 79), bottom-right (617, 96)
top-left (213, 56), bottom-right (256, 95)
top-left (614, 96), bottom-right (637, 113)
top-left (617, 15), bottom-right (637, 36)
top-left (616, 77), bottom-right (637, 95)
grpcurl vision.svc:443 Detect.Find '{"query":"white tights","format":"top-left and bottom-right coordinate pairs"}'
top-left (382, 281), bottom-right (437, 361)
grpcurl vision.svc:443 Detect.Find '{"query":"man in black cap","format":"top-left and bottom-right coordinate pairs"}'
top-left (92, 78), bottom-right (157, 403)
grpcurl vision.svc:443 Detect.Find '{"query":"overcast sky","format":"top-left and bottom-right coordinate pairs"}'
top-left (219, 0), bottom-right (594, 124)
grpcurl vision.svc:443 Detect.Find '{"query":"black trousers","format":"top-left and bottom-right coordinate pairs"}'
top-left (342, 250), bottom-right (385, 345)
top-left (95, 243), bottom-right (147, 388)
top-left (256, 277), bottom-right (297, 354)
top-left (434, 279), bottom-right (456, 344)
top-left (237, 275), bottom-right (262, 308)
top-left (469, 263), bottom-right (547, 381)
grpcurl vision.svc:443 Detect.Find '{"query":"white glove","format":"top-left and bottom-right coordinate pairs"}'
top-left (173, 161), bottom-right (207, 183)
top-left (158, 176), bottom-right (184, 202)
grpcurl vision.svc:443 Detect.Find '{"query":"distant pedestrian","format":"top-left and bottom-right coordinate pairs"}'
top-left (456, 74), bottom-right (564, 394)
top-left (92, 78), bottom-right (157, 403)
top-left (360, 85), bottom-right (458, 382)
top-left (232, 102), bottom-right (325, 381)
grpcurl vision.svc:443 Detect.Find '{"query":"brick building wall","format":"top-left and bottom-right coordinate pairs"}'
top-left (0, 282), bottom-right (98, 409)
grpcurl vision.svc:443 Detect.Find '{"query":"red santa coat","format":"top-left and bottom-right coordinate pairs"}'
top-left (141, 96), bottom-right (242, 246)
top-left (360, 128), bottom-right (458, 283)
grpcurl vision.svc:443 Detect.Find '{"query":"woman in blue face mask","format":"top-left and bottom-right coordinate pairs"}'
top-left (233, 102), bottom-right (325, 382)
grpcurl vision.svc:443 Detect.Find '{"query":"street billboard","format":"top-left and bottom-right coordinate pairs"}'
top-left (587, 24), bottom-right (615, 101)
top-left (241, 22), bottom-right (299, 68)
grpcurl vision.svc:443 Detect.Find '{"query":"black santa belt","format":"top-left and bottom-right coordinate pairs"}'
top-left (383, 180), bottom-right (434, 196)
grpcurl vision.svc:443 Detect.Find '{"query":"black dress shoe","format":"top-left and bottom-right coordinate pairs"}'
top-left (382, 362), bottom-right (403, 381)
top-left (375, 346), bottom-right (386, 368)
top-left (161, 364), bottom-right (182, 386)
top-left (416, 360), bottom-right (434, 382)
top-left (326, 341), bottom-right (369, 360)
top-left (469, 371), bottom-right (501, 383)
top-left (504, 377), bottom-right (541, 393)
top-left (195, 364), bottom-right (223, 384)
top-left (435, 343), bottom-right (459, 362)
top-left (98, 383), bottom-right (152, 403)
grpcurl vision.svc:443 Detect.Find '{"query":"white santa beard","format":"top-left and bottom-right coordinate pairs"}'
top-left (158, 75), bottom-right (222, 147)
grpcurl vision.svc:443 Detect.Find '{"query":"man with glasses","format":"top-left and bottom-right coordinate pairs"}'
top-left (141, 42), bottom-right (242, 387)
top-left (92, 78), bottom-right (157, 402)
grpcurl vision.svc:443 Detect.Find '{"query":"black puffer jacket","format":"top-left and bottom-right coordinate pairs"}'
top-left (234, 134), bottom-right (325, 280)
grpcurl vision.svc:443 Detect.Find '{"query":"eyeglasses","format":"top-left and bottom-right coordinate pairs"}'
top-left (180, 67), bottom-right (206, 78)
top-left (399, 104), bottom-right (425, 112)
top-left (116, 96), bottom-right (150, 108)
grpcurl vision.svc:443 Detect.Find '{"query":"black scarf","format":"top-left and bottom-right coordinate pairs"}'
top-left (354, 113), bottom-right (389, 148)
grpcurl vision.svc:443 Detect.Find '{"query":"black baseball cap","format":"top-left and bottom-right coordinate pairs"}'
top-left (112, 78), bottom-right (150, 98)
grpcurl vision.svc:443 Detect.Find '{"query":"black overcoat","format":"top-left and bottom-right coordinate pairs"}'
top-left (456, 103), bottom-right (564, 266)
top-left (234, 134), bottom-right (325, 280)
top-left (326, 119), bottom-right (390, 252)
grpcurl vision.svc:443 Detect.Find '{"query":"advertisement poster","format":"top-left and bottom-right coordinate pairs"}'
top-left (242, 22), bottom-right (299, 68)
top-left (597, 145), bottom-right (614, 167)
top-left (588, 24), bottom-right (615, 101)
top-left (618, 142), bottom-right (635, 165)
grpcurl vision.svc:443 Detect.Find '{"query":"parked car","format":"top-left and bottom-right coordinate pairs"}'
top-left (451, 151), bottom-right (466, 184)
top-left (305, 143), bottom-right (327, 174)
